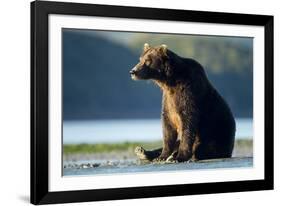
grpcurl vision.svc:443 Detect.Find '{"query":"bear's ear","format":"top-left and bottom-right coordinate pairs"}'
top-left (159, 44), bottom-right (168, 55)
top-left (143, 43), bottom-right (150, 52)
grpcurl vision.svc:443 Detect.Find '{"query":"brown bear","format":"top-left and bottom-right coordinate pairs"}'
top-left (130, 43), bottom-right (236, 162)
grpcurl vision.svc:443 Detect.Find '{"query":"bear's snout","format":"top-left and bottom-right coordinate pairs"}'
top-left (130, 67), bottom-right (140, 80)
top-left (130, 69), bottom-right (137, 75)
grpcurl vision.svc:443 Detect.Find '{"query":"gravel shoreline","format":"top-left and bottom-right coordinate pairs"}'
top-left (63, 142), bottom-right (253, 170)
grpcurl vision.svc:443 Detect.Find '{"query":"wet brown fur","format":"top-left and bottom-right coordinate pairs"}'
top-left (130, 44), bottom-right (236, 162)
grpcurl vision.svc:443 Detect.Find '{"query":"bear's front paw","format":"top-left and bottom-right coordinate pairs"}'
top-left (166, 153), bottom-right (178, 163)
top-left (176, 151), bottom-right (192, 162)
top-left (153, 153), bottom-right (170, 162)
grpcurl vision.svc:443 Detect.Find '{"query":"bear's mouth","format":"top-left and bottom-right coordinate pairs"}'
top-left (131, 73), bottom-right (140, 80)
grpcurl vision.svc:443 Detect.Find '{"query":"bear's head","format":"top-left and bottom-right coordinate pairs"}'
top-left (130, 43), bottom-right (172, 81)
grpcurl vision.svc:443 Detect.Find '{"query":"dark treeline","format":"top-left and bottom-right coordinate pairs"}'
top-left (63, 30), bottom-right (253, 120)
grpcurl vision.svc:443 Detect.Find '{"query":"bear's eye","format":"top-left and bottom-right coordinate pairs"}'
top-left (145, 60), bottom-right (151, 66)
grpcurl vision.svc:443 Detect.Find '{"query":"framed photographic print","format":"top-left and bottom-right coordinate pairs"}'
top-left (30, 0), bottom-right (274, 204)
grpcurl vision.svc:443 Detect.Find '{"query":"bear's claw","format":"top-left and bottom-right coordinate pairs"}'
top-left (166, 154), bottom-right (177, 163)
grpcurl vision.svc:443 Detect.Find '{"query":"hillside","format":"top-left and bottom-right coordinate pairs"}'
top-left (63, 30), bottom-right (161, 119)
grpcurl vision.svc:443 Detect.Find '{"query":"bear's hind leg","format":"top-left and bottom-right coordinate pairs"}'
top-left (135, 146), bottom-right (162, 161)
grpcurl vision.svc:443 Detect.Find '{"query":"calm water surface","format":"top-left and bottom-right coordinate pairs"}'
top-left (63, 118), bottom-right (252, 144)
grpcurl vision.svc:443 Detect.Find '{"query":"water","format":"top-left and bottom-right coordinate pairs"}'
top-left (63, 118), bottom-right (252, 144)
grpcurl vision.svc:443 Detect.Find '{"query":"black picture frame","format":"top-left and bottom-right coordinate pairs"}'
top-left (31, 0), bottom-right (274, 204)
